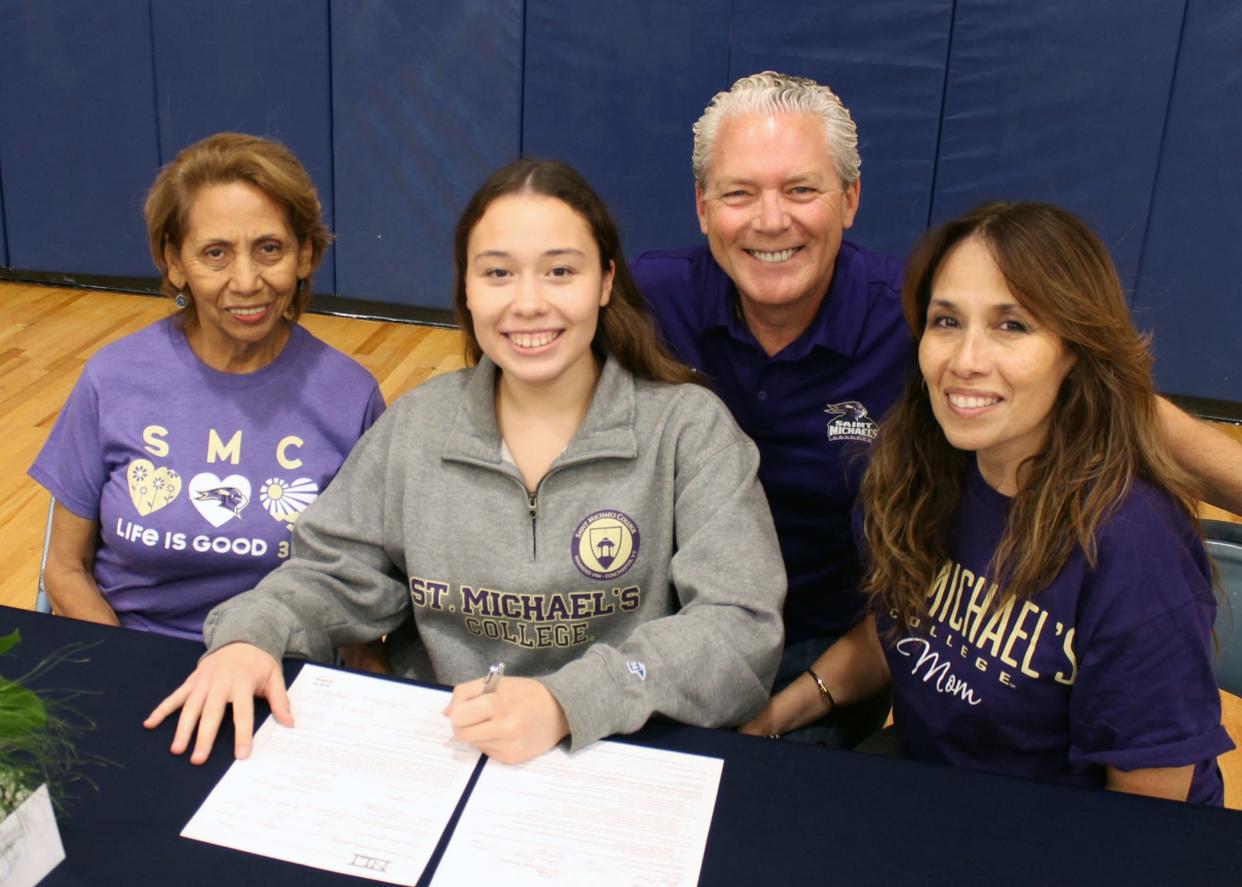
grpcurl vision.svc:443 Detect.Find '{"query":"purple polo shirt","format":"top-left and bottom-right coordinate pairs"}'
top-left (878, 461), bottom-right (1230, 804)
top-left (632, 241), bottom-right (910, 642)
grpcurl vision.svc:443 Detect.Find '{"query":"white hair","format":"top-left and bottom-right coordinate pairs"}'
top-left (691, 71), bottom-right (861, 188)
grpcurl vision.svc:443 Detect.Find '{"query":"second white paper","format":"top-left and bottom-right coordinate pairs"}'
top-left (432, 740), bottom-right (723, 886)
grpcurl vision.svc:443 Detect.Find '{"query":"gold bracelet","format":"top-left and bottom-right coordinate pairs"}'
top-left (806, 667), bottom-right (836, 712)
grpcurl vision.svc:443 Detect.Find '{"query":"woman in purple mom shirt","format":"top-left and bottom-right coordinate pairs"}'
top-left (742, 201), bottom-right (1232, 804)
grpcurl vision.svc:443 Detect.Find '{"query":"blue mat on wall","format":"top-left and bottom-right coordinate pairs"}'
top-left (0, 0), bottom-right (1236, 404)
top-left (0, 0), bottom-right (160, 277)
top-left (522, 0), bottom-right (732, 260)
top-left (930, 0), bottom-right (1184, 295)
top-left (1133, 1), bottom-right (1242, 404)
top-left (0, 156), bottom-right (7, 268)
top-left (330, 0), bottom-right (523, 309)
top-left (150, 0), bottom-right (338, 293)
top-left (729, 0), bottom-right (954, 261)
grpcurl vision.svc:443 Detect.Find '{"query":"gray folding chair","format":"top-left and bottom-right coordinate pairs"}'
top-left (35, 498), bottom-right (55, 614)
top-left (1206, 519), bottom-right (1242, 696)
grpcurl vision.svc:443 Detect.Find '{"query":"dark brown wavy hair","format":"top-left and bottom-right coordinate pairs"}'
top-left (861, 201), bottom-right (1201, 629)
top-left (144, 132), bottom-right (331, 326)
top-left (452, 158), bottom-right (697, 385)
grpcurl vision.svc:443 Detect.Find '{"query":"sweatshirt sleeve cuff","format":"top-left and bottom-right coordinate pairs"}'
top-left (203, 599), bottom-right (296, 664)
top-left (539, 650), bottom-right (645, 751)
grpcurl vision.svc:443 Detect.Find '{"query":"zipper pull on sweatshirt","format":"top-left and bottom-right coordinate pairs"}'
top-left (528, 492), bottom-right (538, 557)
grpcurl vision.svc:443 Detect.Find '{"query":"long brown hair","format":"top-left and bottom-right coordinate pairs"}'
top-left (144, 132), bottom-right (331, 325)
top-left (862, 201), bottom-right (1201, 628)
top-left (452, 158), bottom-right (697, 385)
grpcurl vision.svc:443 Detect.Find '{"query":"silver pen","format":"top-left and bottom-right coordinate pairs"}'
top-left (482, 661), bottom-right (505, 694)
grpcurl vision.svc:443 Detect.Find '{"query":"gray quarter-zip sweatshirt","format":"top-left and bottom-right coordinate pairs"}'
top-left (205, 355), bottom-right (786, 749)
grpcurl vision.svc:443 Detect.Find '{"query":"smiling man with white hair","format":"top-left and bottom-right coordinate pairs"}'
top-left (633, 72), bottom-right (903, 746)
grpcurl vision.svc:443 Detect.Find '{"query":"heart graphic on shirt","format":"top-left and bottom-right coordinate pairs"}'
top-left (188, 472), bottom-right (252, 528)
top-left (258, 477), bottom-right (320, 523)
top-left (126, 459), bottom-right (182, 516)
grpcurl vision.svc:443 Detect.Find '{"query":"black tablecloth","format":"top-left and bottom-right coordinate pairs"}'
top-left (4, 606), bottom-right (1241, 886)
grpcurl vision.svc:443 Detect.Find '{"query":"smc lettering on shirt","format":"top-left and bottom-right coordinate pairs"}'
top-left (113, 423), bottom-right (322, 563)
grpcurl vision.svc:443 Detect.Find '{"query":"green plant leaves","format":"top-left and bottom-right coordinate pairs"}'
top-left (0, 630), bottom-right (21, 657)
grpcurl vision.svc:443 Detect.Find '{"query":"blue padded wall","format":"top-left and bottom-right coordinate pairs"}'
top-left (729, 0), bottom-right (953, 260)
top-left (0, 2), bottom-right (1236, 403)
top-left (0, 1), bottom-right (159, 276)
top-left (523, 1), bottom-right (732, 260)
top-left (0, 157), bottom-right (8, 268)
top-left (931, 0), bottom-right (1184, 294)
top-left (330, 0), bottom-right (522, 308)
top-left (150, 0), bottom-right (337, 292)
top-left (1133, 2), bottom-right (1242, 403)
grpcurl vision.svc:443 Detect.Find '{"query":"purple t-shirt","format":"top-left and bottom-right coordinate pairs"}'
top-left (30, 318), bottom-right (385, 640)
top-left (632, 242), bottom-right (910, 642)
top-left (878, 461), bottom-right (1231, 805)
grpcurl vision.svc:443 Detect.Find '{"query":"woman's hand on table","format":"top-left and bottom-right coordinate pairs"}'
top-left (443, 676), bottom-right (569, 764)
top-left (143, 642), bottom-right (292, 764)
top-left (738, 698), bottom-right (786, 737)
top-left (738, 679), bottom-right (817, 738)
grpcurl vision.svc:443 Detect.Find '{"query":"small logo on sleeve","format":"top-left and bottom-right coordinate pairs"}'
top-left (626, 660), bottom-right (647, 681)
top-left (825, 401), bottom-right (878, 442)
top-left (572, 510), bottom-right (640, 580)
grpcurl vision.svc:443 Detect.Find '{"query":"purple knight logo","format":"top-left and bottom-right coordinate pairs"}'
top-left (825, 401), bottom-right (878, 443)
top-left (572, 509), bottom-right (640, 580)
top-left (189, 472), bottom-right (251, 527)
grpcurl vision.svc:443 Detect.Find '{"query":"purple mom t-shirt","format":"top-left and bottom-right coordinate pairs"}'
top-left (30, 318), bottom-right (385, 640)
top-left (878, 461), bottom-right (1231, 804)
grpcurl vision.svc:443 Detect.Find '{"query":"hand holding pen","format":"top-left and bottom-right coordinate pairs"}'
top-left (481, 661), bottom-right (505, 694)
top-left (443, 661), bottom-right (571, 764)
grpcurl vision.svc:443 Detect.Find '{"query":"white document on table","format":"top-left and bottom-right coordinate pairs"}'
top-left (181, 663), bottom-right (480, 885)
top-left (431, 740), bottom-right (723, 887)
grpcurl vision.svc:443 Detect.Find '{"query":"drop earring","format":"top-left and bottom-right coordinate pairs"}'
top-left (174, 291), bottom-right (188, 309)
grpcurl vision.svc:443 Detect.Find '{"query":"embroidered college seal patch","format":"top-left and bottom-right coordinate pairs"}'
top-left (572, 509), bottom-right (640, 580)
top-left (824, 400), bottom-right (878, 443)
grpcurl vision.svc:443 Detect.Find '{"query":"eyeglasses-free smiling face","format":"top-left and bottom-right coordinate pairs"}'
top-left (465, 193), bottom-right (614, 395)
top-left (919, 236), bottom-right (1076, 496)
top-left (166, 180), bottom-right (310, 373)
top-left (695, 112), bottom-right (860, 322)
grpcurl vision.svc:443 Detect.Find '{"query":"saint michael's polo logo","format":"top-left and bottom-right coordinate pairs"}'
top-left (572, 510), bottom-right (640, 580)
top-left (825, 401), bottom-right (878, 443)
